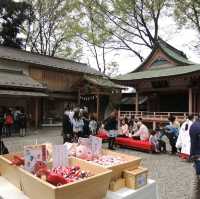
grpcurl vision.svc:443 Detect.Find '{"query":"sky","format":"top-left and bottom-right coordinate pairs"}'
top-left (84, 14), bottom-right (200, 75)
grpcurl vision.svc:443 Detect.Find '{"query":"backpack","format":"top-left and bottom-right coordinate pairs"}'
top-left (0, 140), bottom-right (9, 155)
top-left (5, 115), bottom-right (14, 125)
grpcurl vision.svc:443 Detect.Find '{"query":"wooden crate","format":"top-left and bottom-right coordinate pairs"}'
top-left (100, 149), bottom-right (142, 180)
top-left (109, 178), bottom-right (125, 192)
top-left (0, 154), bottom-right (112, 199)
top-left (123, 167), bottom-right (148, 189)
top-left (0, 153), bottom-right (22, 189)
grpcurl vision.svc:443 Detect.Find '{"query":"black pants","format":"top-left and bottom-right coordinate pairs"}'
top-left (158, 140), bottom-right (166, 152)
top-left (108, 137), bottom-right (115, 149)
top-left (63, 133), bottom-right (73, 143)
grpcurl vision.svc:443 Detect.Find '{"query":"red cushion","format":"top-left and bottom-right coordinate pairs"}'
top-left (97, 130), bottom-right (109, 141)
top-left (115, 137), bottom-right (154, 151)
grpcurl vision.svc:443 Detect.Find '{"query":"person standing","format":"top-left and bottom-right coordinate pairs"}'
top-left (104, 111), bottom-right (118, 150)
top-left (13, 107), bottom-right (21, 135)
top-left (72, 110), bottom-right (84, 142)
top-left (5, 110), bottom-right (14, 137)
top-left (62, 113), bottom-right (73, 143)
top-left (89, 115), bottom-right (98, 135)
top-left (82, 111), bottom-right (90, 138)
top-left (0, 108), bottom-right (4, 138)
top-left (190, 115), bottom-right (200, 177)
top-left (163, 116), bottom-right (179, 154)
top-left (19, 109), bottom-right (27, 137)
top-left (176, 115), bottom-right (194, 159)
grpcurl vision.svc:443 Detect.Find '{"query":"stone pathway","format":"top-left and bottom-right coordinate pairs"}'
top-left (2, 127), bottom-right (196, 199)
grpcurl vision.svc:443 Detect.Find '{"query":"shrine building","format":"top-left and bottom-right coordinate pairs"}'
top-left (115, 38), bottom-right (200, 122)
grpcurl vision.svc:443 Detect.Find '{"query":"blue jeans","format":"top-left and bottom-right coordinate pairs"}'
top-left (194, 160), bottom-right (200, 175)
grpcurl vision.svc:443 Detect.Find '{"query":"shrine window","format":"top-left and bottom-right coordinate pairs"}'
top-left (150, 58), bottom-right (169, 67)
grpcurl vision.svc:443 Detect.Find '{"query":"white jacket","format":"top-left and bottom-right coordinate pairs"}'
top-left (176, 119), bottom-right (193, 155)
top-left (134, 124), bottom-right (149, 141)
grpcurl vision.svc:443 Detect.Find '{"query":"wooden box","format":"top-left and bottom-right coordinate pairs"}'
top-left (99, 149), bottom-right (142, 180)
top-left (123, 167), bottom-right (148, 189)
top-left (0, 153), bottom-right (22, 189)
top-left (0, 154), bottom-right (112, 199)
top-left (109, 178), bottom-right (125, 192)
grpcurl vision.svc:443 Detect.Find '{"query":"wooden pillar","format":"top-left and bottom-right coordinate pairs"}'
top-left (153, 121), bottom-right (156, 130)
top-left (193, 92), bottom-right (196, 113)
top-left (96, 94), bottom-right (100, 121)
top-left (78, 89), bottom-right (81, 106)
top-left (35, 98), bottom-right (39, 128)
top-left (189, 88), bottom-right (193, 114)
top-left (135, 92), bottom-right (139, 114)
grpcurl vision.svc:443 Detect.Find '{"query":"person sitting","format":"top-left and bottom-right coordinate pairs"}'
top-left (128, 116), bottom-right (138, 134)
top-left (149, 130), bottom-right (160, 153)
top-left (149, 130), bottom-right (166, 153)
top-left (132, 118), bottom-right (149, 141)
top-left (118, 118), bottom-right (129, 137)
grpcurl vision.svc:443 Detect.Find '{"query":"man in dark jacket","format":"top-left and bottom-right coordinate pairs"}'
top-left (190, 116), bottom-right (200, 177)
top-left (104, 111), bottom-right (118, 150)
top-left (63, 114), bottom-right (73, 143)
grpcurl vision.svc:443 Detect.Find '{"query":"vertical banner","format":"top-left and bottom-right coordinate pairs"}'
top-left (52, 145), bottom-right (68, 168)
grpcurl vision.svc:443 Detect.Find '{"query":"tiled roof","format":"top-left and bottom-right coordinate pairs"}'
top-left (0, 69), bottom-right (45, 89)
top-left (114, 64), bottom-right (200, 81)
top-left (84, 75), bottom-right (126, 89)
top-left (134, 38), bottom-right (195, 72)
top-left (158, 38), bottom-right (194, 65)
top-left (0, 90), bottom-right (47, 97)
top-left (0, 46), bottom-right (102, 76)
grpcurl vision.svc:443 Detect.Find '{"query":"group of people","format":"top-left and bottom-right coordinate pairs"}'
top-left (103, 112), bottom-right (160, 150)
top-left (62, 106), bottom-right (98, 143)
top-left (104, 111), bottom-right (200, 176)
top-left (0, 107), bottom-right (27, 138)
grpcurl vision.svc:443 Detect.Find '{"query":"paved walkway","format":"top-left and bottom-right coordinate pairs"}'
top-left (2, 128), bottom-right (197, 199)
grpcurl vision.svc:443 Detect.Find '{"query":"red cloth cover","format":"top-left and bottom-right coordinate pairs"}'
top-left (115, 137), bottom-right (154, 152)
top-left (97, 130), bottom-right (109, 141)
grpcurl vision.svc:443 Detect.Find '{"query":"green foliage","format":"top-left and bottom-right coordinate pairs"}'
top-left (174, 0), bottom-right (200, 32)
top-left (25, 0), bottom-right (83, 59)
top-left (0, 0), bottom-right (33, 49)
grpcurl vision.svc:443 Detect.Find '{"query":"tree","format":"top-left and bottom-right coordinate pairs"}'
top-left (78, 0), bottom-right (115, 73)
top-left (174, 0), bottom-right (200, 34)
top-left (0, 0), bottom-right (33, 49)
top-left (78, 0), bottom-right (167, 63)
top-left (25, 0), bottom-right (82, 59)
top-left (174, 0), bottom-right (200, 51)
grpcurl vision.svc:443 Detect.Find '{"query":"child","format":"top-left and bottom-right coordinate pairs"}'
top-left (149, 130), bottom-right (160, 153)
top-left (149, 130), bottom-right (166, 153)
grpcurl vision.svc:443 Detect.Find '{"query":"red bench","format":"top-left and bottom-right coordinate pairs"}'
top-left (115, 137), bottom-right (154, 152)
